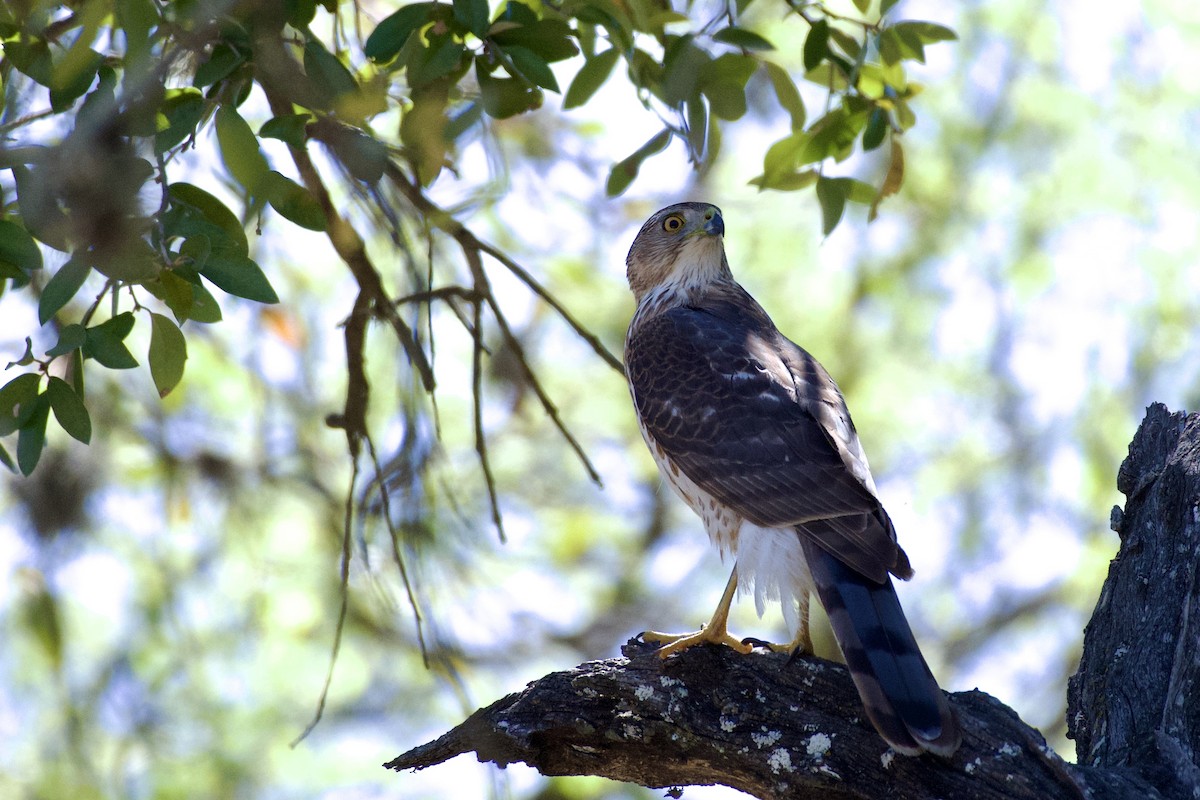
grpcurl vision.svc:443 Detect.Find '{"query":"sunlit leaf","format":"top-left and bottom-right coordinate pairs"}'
top-left (262, 171), bottom-right (327, 231)
top-left (606, 128), bottom-right (671, 196)
top-left (45, 377), bottom-right (90, 444)
top-left (764, 62), bottom-right (805, 130)
top-left (148, 313), bottom-right (188, 398)
top-left (563, 48), bottom-right (619, 109)
top-left (215, 104), bottom-right (270, 194)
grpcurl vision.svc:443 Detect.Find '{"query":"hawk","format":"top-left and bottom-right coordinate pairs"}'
top-left (623, 202), bottom-right (961, 756)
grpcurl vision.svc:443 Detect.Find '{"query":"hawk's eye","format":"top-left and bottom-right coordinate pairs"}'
top-left (662, 215), bottom-right (685, 233)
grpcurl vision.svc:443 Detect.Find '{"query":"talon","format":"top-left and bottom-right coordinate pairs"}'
top-left (643, 626), bottom-right (753, 658)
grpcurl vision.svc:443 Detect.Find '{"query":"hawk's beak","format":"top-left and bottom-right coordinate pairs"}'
top-left (704, 212), bottom-right (725, 238)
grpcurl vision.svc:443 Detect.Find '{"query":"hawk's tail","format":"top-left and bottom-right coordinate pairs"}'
top-left (801, 538), bottom-right (962, 756)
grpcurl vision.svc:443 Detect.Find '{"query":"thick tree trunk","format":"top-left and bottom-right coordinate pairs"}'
top-left (387, 403), bottom-right (1200, 799)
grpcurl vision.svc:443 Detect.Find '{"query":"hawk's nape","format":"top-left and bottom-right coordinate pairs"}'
top-left (623, 202), bottom-right (962, 756)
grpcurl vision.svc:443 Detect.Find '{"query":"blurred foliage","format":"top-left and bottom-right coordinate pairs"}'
top-left (1, 0), bottom-right (1199, 798)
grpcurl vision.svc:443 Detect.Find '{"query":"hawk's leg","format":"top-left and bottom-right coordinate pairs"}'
top-left (641, 567), bottom-right (753, 657)
top-left (741, 589), bottom-right (814, 656)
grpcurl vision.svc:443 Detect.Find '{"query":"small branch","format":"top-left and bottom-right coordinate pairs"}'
top-left (379, 160), bottom-right (625, 375)
top-left (471, 296), bottom-right (506, 543)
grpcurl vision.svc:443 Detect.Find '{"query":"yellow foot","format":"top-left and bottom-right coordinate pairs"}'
top-left (641, 626), bottom-right (754, 658)
top-left (741, 631), bottom-right (813, 657)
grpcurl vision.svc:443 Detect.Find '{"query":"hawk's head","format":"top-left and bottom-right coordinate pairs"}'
top-left (626, 203), bottom-right (729, 303)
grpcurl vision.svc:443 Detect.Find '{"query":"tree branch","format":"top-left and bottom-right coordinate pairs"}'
top-left (387, 404), bottom-right (1200, 799)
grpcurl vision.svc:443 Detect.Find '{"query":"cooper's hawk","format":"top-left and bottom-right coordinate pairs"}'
top-left (623, 202), bottom-right (961, 756)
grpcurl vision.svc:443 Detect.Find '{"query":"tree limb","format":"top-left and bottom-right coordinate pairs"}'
top-left (387, 403), bottom-right (1200, 798)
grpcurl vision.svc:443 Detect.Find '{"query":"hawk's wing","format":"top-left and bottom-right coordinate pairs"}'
top-left (627, 297), bottom-right (908, 583)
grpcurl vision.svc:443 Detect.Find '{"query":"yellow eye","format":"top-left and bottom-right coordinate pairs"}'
top-left (662, 214), bottom-right (684, 233)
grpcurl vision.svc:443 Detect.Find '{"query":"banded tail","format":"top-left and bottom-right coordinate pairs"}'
top-left (802, 538), bottom-right (961, 756)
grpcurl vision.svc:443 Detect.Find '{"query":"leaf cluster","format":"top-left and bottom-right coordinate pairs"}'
top-left (0, 0), bottom-right (953, 483)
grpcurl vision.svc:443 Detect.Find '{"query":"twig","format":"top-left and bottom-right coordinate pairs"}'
top-left (471, 297), bottom-right (506, 543)
top-left (290, 451), bottom-right (358, 748)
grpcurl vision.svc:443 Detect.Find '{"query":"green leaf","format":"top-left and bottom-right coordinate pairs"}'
top-left (453, 0), bottom-right (490, 37)
top-left (803, 18), bottom-right (829, 72)
top-left (148, 312), bottom-right (187, 398)
top-left (45, 377), bottom-right (90, 444)
top-left (754, 132), bottom-right (810, 189)
top-left (764, 62), bottom-right (805, 131)
top-left (365, 3), bottom-right (435, 63)
top-left (262, 171), bottom-right (326, 231)
top-left (324, 127), bottom-right (388, 183)
top-left (816, 176), bottom-right (847, 235)
top-left (46, 324), bottom-right (87, 358)
top-left (0, 442), bottom-right (14, 472)
top-left (0, 373), bottom-right (42, 437)
top-left (478, 67), bottom-right (543, 118)
top-left (490, 18), bottom-right (578, 62)
top-left (155, 89), bottom-right (205, 154)
top-left (259, 113), bottom-right (312, 149)
top-left (606, 129), bottom-right (671, 196)
top-left (904, 21), bottom-right (958, 44)
top-left (198, 254), bottom-right (279, 304)
top-left (503, 45), bottom-right (559, 92)
top-left (748, 168), bottom-right (818, 192)
top-left (8, 337), bottom-right (34, 368)
top-left (880, 0), bottom-right (902, 15)
top-left (685, 94), bottom-right (709, 161)
top-left (16, 394), bottom-right (49, 475)
top-left (699, 54), bottom-right (756, 122)
top-left (712, 27), bottom-right (774, 51)
top-left (189, 282), bottom-right (224, 323)
top-left (5, 39), bottom-right (54, 86)
top-left (83, 313), bottom-right (139, 369)
top-left (168, 183), bottom-right (248, 256)
top-left (409, 34), bottom-right (467, 87)
top-left (869, 139), bottom-right (905, 221)
top-left (215, 105), bottom-right (270, 193)
top-left (828, 27), bottom-right (863, 61)
top-left (304, 40), bottom-right (357, 107)
top-left (851, 0), bottom-right (871, 14)
top-left (50, 48), bottom-right (102, 112)
top-left (0, 220), bottom-right (43, 274)
top-left (563, 48), bottom-right (619, 109)
top-left (863, 107), bottom-right (888, 151)
top-left (193, 43), bottom-right (246, 87)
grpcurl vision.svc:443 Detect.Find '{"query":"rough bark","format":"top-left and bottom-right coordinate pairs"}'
top-left (387, 403), bottom-right (1200, 799)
